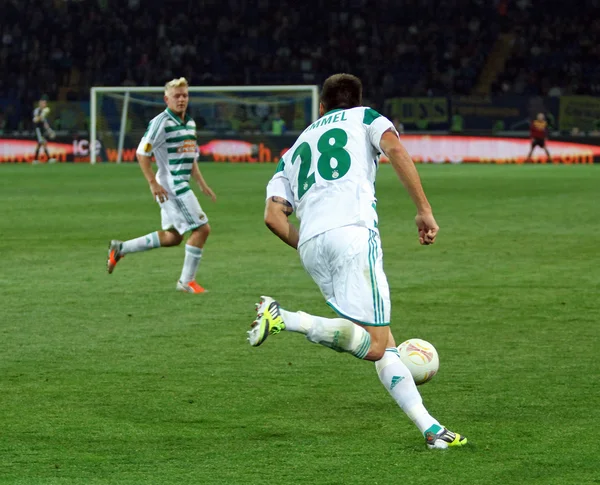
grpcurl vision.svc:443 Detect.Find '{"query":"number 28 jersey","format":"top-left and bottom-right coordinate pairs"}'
top-left (266, 106), bottom-right (396, 247)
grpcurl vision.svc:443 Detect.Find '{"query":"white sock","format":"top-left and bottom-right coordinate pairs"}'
top-left (121, 232), bottom-right (160, 254)
top-left (279, 309), bottom-right (313, 333)
top-left (180, 245), bottom-right (203, 284)
top-left (376, 347), bottom-right (440, 434)
top-left (279, 309), bottom-right (371, 359)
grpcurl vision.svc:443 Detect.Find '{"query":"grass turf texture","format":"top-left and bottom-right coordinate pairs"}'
top-left (0, 163), bottom-right (598, 485)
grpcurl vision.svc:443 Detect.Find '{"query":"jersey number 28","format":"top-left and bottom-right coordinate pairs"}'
top-left (292, 128), bottom-right (351, 199)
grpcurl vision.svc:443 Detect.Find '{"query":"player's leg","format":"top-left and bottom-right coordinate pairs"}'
top-left (107, 229), bottom-right (182, 274)
top-left (250, 226), bottom-right (467, 447)
top-left (42, 140), bottom-right (51, 161)
top-left (34, 128), bottom-right (44, 162)
top-left (365, 231), bottom-right (465, 447)
top-left (249, 226), bottom-right (388, 360)
top-left (177, 223), bottom-right (210, 292)
top-left (250, 296), bottom-right (376, 359)
top-left (173, 191), bottom-right (209, 293)
top-left (375, 329), bottom-right (467, 448)
top-left (542, 141), bottom-right (553, 162)
top-left (123, 228), bottom-right (182, 253)
top-left (107, 197), bottom-right (185, 274)
top-left (300, 227), bottom-right (390, 360)
top-left (525, 140), bottom-right (535, 162)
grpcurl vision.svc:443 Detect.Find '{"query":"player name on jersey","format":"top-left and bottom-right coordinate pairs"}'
top-left (304, 110), bottom-right (348, 132)
top-left (267, 106), bottom-right (396, 246)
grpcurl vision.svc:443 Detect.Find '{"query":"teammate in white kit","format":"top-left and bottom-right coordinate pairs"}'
top-left (107, 78), bottom-right (216, 294)
top-left (248, 74), bottom-right (467, 449)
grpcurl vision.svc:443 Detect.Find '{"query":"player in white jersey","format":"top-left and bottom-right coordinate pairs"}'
top-left (106, 78), bottom-right (216, 294)
top-left (32, 95), bottom-right (56, 164)
top-left (248, 74), bottom-right (467, 449)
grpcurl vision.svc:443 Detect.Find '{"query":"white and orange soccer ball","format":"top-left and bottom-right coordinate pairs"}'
top-left (397, 338), bottom-right (440, 385)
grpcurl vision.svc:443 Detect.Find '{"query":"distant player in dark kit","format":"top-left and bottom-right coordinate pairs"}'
top-left (525, 113), bottom-right (552, 163)
top-left (32, 95), bottom-right (56, 163)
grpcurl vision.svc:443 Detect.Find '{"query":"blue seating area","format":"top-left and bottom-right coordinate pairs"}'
top-left (492, 1), bottom-right (600, 96)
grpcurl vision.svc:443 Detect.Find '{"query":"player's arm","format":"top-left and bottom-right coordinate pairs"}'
top-left (134, 153), bottom-right (167, 202)
top-left (136, 120), bottom-right (169, 202)
top-left (191, 160), bottom-right (216, 201)
top-left (379, 129), bottom-right (438, 245)
top-left (264, 196), bottom-right (299, 250)
top-left (43, 119), bottom-right (55, 139)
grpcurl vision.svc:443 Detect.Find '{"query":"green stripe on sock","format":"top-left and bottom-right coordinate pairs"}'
top-left (354, 333), bottom-right (371, 359)
top-left (185, 244), bottom-right (203, 256)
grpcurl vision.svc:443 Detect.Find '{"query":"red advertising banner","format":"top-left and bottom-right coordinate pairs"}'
top-left (1, 134), bottom-right (599, 164)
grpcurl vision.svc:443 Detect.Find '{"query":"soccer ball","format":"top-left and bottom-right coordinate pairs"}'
top-left (397, 338), bottom-right (439, 385)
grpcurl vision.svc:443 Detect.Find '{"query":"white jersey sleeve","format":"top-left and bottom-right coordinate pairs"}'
top-left (137, 116), bottom-right (166, 156)
top-left (363, 108), bottom-right (397, 153)
top-left (266, 157), bottom-right (295, 210)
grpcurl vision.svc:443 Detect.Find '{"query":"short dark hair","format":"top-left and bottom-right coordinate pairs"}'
top-left (320, 74), bottom-right (362, 112)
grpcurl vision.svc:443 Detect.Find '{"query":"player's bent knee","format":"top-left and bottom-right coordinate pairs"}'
top-left (364, 334), bottom-right (388, 361)
top-left (365, 343), bottom-right (387, 361)
top-left (363, 326), bottom-right (390, 361)
top-left (159, 230), bottom-right (183, 247)
top-left (188, 224), bottom-right (210, 246)
top-left (200, 223), bottom-right (211, 238)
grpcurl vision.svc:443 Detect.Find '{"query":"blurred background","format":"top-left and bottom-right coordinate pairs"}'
top-left (2, 0), bottom-right (600, 163)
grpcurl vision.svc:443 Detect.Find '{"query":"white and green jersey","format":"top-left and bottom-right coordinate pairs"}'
top-left (266, 106), bottom-right (396, 247)
top-left (136, 108), bottom-right (197, 197)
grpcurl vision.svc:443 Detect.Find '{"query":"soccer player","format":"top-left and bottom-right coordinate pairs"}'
top-left (107, 77), bottom-right (216, 294)
top-left (525, 112), bottom-right (552, 163)
top-left (32, 96), bottom-right (56, 163)
top-left (248, 74), bottom-right (467, 449)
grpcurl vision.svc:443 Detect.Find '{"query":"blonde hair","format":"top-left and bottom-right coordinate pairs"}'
top-left (164, 77), bottom-right (189, 94)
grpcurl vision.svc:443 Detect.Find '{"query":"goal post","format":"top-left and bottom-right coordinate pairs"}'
top-left (89, 85), bottom-right (320, 164)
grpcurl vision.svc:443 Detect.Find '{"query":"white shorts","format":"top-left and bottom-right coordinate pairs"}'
top-left (298, 225), bottom-right (391, 326)
top-left (158, 189), bottom-right (208, 235)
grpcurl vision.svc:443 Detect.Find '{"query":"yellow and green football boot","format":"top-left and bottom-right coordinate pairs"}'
top-left (248, 296), bottom-right (286, 347)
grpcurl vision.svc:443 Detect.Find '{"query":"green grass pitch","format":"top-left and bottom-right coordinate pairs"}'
top-left (0, 163), bottom-right (598, 485)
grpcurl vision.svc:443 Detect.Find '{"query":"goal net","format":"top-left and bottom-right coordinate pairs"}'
top-left (90, 86), bottom-right (319, 164)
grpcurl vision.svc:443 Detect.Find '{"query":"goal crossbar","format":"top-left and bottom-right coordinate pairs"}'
top-left (90, 85), bottom-right (320, 164)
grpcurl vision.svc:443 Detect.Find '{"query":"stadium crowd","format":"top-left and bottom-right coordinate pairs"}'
top-left (1, 0), bottom-right (600, 131)
top-left (2, 0), bottom-right (497, 130)
top-left (491, 2), bottom-right (600, 96)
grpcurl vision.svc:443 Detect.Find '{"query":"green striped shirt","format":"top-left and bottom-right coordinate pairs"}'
top-left (136, 108), bottom-right (197, 196)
